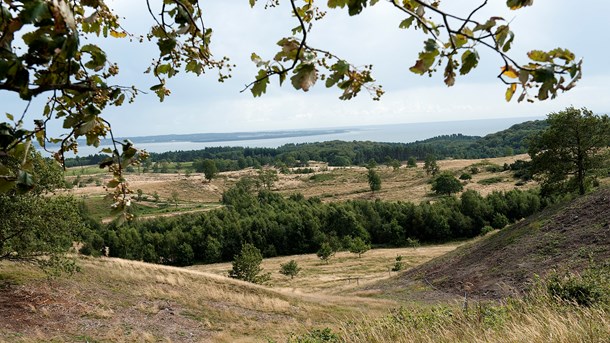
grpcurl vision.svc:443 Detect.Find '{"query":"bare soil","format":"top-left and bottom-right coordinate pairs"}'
top-left (388, 188), bottom-right (610, 299)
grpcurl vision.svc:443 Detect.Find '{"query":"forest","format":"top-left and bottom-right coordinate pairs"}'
top-left (78, 183), bottom-right (547, 266)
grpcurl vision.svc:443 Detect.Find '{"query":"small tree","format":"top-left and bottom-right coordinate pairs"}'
top-left (349, 237), bottom-right (370, 258)
top-left (279, 260), bottom-right (301, 279)
top-left (432, 173), bottom-right (464, 196)
top-left (407, 157), bottom-right (417, 168)
top-left (228, 243), bottom-right (270, 284)
top-left (170, 191), bottom-right (180, 208)
top-left (197, 159), bottom-right (218, 182)
top-left (367, 168), bottom-right (382, 193)
top-left (424, 155), bottom-right (440, 176)
top-left (391, 255), bottom-right (404, 272)
top-left (317, 242), bottom-right (335, 264)
top-left (258, 169), bottom-right (279, 190)
top-left (389, 159), bottom-right (401, 171)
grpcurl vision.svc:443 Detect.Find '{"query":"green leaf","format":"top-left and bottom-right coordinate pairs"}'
top-left (459, 50), bottom-right (479, 75)
top-left (81, 44), bottom-right (107, 71)
top-left (5, 113), bottom-right (14, 121)
top-left (506, 0), bottom-right (534, 10)
top-left (157, 38), bottom-right (177, 56)
top-left (17, 170), bottom-right (34, 188)
top-left (251, 69), bottom-right (270, 97)
top-left (399, 17), bottom-right (415, 29)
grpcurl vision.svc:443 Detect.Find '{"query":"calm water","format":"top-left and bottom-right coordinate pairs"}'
top-left (71, 116), bottom-right (542, 156)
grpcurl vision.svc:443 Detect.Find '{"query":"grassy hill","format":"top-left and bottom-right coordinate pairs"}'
top-left (0, 256), bottom-right (399, 342)
top-left (391, 188), bottom-right (610, 299)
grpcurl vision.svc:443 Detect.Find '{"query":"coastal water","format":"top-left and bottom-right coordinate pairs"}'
top-left (71, 116), bottom-right (542, 156)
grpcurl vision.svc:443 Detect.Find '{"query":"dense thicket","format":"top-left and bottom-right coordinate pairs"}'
top-left (64, 120), bottom-right (547, 169)
top-left (87, 186), bottom-right (546, 266)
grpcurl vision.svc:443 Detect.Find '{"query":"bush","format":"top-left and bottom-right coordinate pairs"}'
top-left (279, 260), bottom-right (301, 279)
top-left (480, 225), bottom-right (494, 236)
top-left (478, 177), bottom-right (504, 185)
top-left (485, 164), bottom-right (503, 173)
top-left (546, 264), bottom-right (610, 306)
top-left (287, 328), bottom-right (340, 343)
top-left (459, 173), bottom-right (472, 180)
top-left (392, 255), bottom-right (404, 271)
top-left (491, 213), bottom-right (509, 229)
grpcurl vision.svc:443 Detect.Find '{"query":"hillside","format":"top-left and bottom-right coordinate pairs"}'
top-left (0, 256), bottom-right (396, 342)
top-left (387, 188), bottom-right (610, 299)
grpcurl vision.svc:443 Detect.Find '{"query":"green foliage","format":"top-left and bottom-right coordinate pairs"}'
top-left (424, 155), bottom-right (440, 176)
top-left (406, 238), bottom-right (420, 248)
top-left (309, 173), bottom-right (334, 182)
top-left (279, 260), bottom-right (301, 279)
top-left (545, 263), bottom-right (610, 306)
top-left (491, 213), bottom-right (509, 229)
top-left (228, 243), bottom-right (270, 284)
top-left (392, 255), bottom-right (404, 271)
top-left (367, 168), bottom-right (381, 193)
top-left (258, 169), bottom-right (279, 190)
top-left (0, 194), bottom-right (85, 273)
top-left (480, 225), bottom-right (495, 236)
top-left (477, 176), bottom-right (504, 185)
top-left (348, 237), bottom-right (370, 258)
top-left (194, 159), bottom-right (218, 181)
top-left (407, 157), bottom-right (417, 168)
top-left (90, 185), bottom-right (546, 267)
top-left (432, 173), bottom-right (463, 195)
top-left (459, 173), bottom-right (472, 180)
top-left (317, 242), bottom-right (335, 263)
top-left (529, 107), bottom-right (610, 195)
top-left (287, 327), bottom-right (340, 343)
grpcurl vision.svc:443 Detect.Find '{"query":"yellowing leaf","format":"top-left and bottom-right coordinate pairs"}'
top-left (505, 83), bottom-right (517, 101)
top-left (110, 30), bottom-right (127, 38)
top-left (501, 66), bottom-right (519, 79)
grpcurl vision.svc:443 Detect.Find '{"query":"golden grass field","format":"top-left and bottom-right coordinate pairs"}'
top-left (0, 244), bottom-right (463, 343)
top-left (67, 154), bottom-right (534, 222)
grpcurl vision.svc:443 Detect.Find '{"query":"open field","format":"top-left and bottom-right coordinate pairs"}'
top-left (67, 154), bottom-right (534, 221)
top-left (190, 243), bottom-right (463, 297)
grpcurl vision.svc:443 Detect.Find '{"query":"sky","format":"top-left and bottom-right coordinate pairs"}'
top-left (3, 0), bottom-right (610, 137)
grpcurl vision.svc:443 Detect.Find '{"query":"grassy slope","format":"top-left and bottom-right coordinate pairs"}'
top-left (387, 188), bottom-right (610, 299)
top-left (0, 253), bottom-right (415, 342)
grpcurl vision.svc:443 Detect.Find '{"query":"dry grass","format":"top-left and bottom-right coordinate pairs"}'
top-left (191, 243), bottom-right (461, 296)
top-left (67, 154), bottom-right (534, 221)
top-left (333, 295), bottom-right (610, 343)
top-left (0, 254), bottom-right (410, 343)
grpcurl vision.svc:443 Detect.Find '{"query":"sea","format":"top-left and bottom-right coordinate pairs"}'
top-left (69, 116), bottom-right (543, 156)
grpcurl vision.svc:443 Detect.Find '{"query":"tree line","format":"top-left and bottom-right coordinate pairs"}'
top-left (79, 183), bottom-right (548, 267)
top-left (63, 120), bottom-right (548, 170)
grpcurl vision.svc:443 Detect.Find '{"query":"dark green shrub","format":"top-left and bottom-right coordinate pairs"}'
top-left (478, 177), bottom-right (504, 185)
top-left (480, 225), bottom-right (494, 236)
top-left (459, 173), bottom-right (472, 180)
top-left (287, 328), bottom-right (340, 343)
top-left (546, 264), bottom-right (610, 306)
